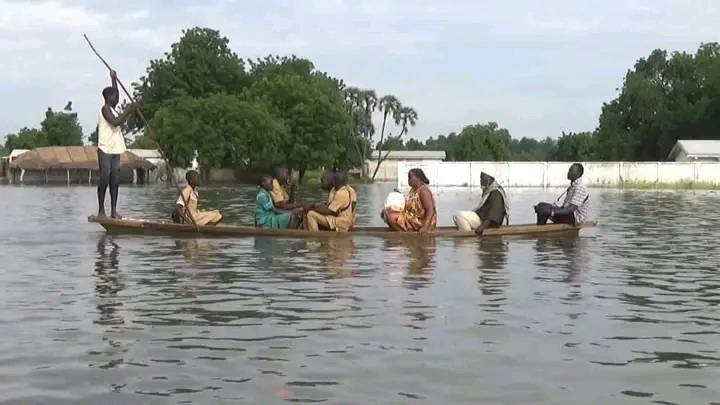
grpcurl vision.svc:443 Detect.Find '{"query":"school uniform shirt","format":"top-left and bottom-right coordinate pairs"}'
top-left (269, 178), bottom-right (289, 203)
top-left (326, 185), bottom-right (355, 231)
top-left (563, 178), bottom-right (590, 223)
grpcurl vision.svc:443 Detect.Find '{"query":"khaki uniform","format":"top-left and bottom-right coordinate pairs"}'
top-left (178, 186), bottom-right (222, 226)
top-left (269, 178), bottom-right (289, 203)
top-left (306, 185), bottom-right (356, 232)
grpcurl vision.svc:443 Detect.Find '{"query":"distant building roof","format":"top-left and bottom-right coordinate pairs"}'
top-left (9, 149), bottom-right (30, 162)
top-left (9, 146), bottom-right (155, 171)
top-left (668, 140), bottom-right (720, 160)
top-left (370, 150), bottom-right (446, 161)
top-left (127, 149), bottom-right (163, 160)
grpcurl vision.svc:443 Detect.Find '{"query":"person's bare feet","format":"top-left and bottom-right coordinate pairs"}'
top-left (111, 212), bottom-right (122, 219)
top-left (98, 210), bottom-right (107, 218)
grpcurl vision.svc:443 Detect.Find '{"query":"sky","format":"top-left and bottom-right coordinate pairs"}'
top-left (2, 0), bottom-right (720, 144)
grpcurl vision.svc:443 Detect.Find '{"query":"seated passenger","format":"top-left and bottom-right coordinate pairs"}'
top-left (534, 163), bottom-right (590, 225)
top-left (382, 168), bottom-right (437, 232)
top-left (453, 172), bottom-right (509, 235)
top-left (255, 175), bottom-right (302, 229)
top-left (270, 166), bottom-right (301, 210)
top-left (172, 170), bottom-right (223, 226)
top-left (305, 170), bottom-right (356, 232)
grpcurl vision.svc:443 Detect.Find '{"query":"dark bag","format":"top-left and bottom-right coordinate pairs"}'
top-left (171, 204), bottom-right (185, 224)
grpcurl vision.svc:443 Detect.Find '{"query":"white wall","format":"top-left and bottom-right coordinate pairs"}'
top-left (366, 159), bottom-right (445, 181)
top-left (395, 161), bottom-right (720, 187)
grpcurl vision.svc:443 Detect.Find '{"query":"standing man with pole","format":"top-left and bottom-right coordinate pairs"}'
top-left (97, 70), bottom-right (136, 218)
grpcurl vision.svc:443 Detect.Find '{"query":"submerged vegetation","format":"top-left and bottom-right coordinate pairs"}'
top-left (620, 181), bottom-right (720, 190)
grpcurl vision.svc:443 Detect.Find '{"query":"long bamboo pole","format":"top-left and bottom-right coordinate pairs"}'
top-left (83, 34), bottom-right (198, 229)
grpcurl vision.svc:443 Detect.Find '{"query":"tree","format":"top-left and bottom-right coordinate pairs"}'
top-left (345, 87), bottom-right (376, 175)
top-left (379, 136), bottom-right (405, 150)
top-left (451, 123), bottom-right (511, 161)
top-left (404, 138), bottom-right (425, 150)
top-left (595, 43), bottom-right (720, 161)
top-left (4, 102), bottom-right (83, 151)
top-left (40, 105), bottom-right (84, 146)
top-left (425, 133), bottom-right (459, 160)
top-left (131, 27), bottom-right (248, 132)
top-left (152, 94), bottom-right (284, 169)
top-left (129, 133), bottom-right (157, 149)
top-left (242, 65), bottom-right (351, 174)
top-left (510, 137), bottom-right (557, 161)
top-left (4, 127), bottom-right (44, 150)
top-left (371, 95), bottom-right (406, 180)
top-left (553, 132), bottom-right (597, 161)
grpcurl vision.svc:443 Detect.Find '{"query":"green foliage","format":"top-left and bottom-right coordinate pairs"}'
top-left (344, 87), bottom-right (376, 171)
top-left (131, 27), bottom-right (248, 132)
top-left (620, 180), bottom-right (720, 190)
top-left (379, 136), bottom-right (405, 150)
top-left (596, 43), bottom-right (720, 161)
top-left (510, 137), bottom-right (557, 161)
top-left (553, 132), bottom-right (597, 161)
top-left (129, 134), bottom-right (156, 149)
top-left (242, 68), bottom-right (351, 170)
top-left (4, 127), bottom-right (44, 150)
top-left (40, 106), bottom-right (84, 146)
top-left (4, 103), bottom-right (83, 151)
top-left (425, 133), bottom-right (459, 159)
top-left (451, 123), bottom-right (512, 161)
top-left (135, 28), bottom-right (354, 172)
top-left (152, 94), bottom-right (284, 169)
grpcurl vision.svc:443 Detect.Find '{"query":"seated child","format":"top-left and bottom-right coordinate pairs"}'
top-left (171, 170), bottom-right (223, 226)
top-left (255, 175), bottom-right (302, 229)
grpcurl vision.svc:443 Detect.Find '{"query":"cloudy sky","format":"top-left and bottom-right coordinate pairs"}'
top-left (2, 0), bottom-right (719, 143)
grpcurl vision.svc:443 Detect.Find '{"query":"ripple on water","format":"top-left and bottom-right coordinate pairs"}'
top-left (0, 185), bottom-right (719, 403)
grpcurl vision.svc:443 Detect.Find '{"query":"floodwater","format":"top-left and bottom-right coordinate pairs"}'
top-left (0, 183), bottom-right (719, 404)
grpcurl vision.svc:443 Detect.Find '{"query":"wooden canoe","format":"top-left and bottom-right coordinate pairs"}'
top-left (88, 215), bottom-right (596, 239)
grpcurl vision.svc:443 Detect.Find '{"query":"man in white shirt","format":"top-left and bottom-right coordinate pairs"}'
top-left (534, 163), bottom-right (590, 225)
top-left (97, 70), bottom-right (136, 218)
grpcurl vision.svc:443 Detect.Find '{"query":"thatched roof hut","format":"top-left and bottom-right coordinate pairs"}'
top-left (9, 146), bottom-right (155, 171)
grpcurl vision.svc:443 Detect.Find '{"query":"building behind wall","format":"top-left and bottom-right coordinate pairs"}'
top-left (366, 150), bottom-right (446, 181)
top-left (668, 140), bottom-right (720, 162)
top-left (8, 146), bottom-right (155, 184)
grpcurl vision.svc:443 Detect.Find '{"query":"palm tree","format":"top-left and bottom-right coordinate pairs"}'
top-left (396, 106), bottom-right (418, 137)
top-left (344, 88), bottom-right (377, 176)
top-left (370, 95), bottom-right (402, 180)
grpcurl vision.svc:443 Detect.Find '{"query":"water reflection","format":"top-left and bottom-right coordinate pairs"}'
top-left (322, 237), bottom-right (355, 278)
top-left (174, 238), bottom-right (219, 263)
top-left (3, 184), bottom-right (720, 403)
top-left (94, 235), bottom-right (124, 326)
top-left (454, 238), bottom-right (509, 324)
top-left (383, 237), bottom-right (437, 288)
top-left (533, 235), bottom-right (584, 284)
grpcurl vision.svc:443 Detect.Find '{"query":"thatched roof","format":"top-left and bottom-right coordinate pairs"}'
top-left (9, 146), bottom-right (155, 170)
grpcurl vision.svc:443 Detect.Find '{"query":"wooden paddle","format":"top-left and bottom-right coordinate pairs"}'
top-left (83, 34), bottom-right (199, 230)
